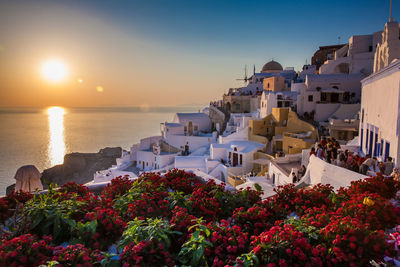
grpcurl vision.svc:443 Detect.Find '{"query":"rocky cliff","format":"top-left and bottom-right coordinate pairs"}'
top-left (6, 147), bottom-right (122, 194)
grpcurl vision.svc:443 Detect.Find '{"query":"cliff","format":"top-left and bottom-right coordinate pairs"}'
top-left (6, 147), bottom-right (122, 194)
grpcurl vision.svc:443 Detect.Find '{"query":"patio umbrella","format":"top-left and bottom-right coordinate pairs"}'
top-left (14, 165), bottom-right (43, 192)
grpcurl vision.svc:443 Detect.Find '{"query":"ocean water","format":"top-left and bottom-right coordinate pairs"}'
top-left (0, 106), bottom-right (205, 195)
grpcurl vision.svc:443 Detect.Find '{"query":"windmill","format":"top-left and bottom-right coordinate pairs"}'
top-left (236, 65), bottom-right (250, 84)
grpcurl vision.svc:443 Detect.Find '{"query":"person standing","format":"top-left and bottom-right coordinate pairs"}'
top-left (360, 155), bottom-right (376, 175)
top-left (316, 144), bottom-right (325, 160)
top-left (384, 157), bottom-right (394, 176)
top-left (292, 172), bottom-right (298, 183)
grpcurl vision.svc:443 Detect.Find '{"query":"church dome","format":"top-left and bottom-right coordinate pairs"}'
top-left (261, 60), bottom-right (283, 73)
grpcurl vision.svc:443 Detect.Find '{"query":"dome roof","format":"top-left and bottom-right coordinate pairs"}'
top-left (261, 60), bottom-right (283, 73)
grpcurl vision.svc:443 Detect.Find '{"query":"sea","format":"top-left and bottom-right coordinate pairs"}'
top-left (0, 105), bottom-right (205, 195)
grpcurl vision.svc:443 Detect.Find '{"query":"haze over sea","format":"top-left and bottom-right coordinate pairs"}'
top-left (0, 105), bottom-right (204, 195)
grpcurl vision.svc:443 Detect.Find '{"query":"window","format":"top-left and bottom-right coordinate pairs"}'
top-left (240, 154), bottom-right (243, 165)
top-left (361, 109), bottom-right (364, 123)
top-left (343, 92), bottom-right (350, 102)
top-left (369, 45), bottom-right (373, 52)
top-left (321, 93), bottom-right (327, 102)
top-left (194, 126), bottom-right (198, 131)
top-left (284, 101), bottom-right (290, 107)
top-left (308, 95), bottom-right (313, 102)
top-left (184, 126), bottom-right (187, 132)
top-left (277, 102), bottom-right (283, 108)
top-left (267, 83), bottom-right (270, 88)
top-left (146, 162), bottom-right (148, 166)
top-left (316, 87), bottom-right (321, 91)
top-left (385, 141), bottom-right (391, 160)
top-left (332, 86), bottom-right (338, 89)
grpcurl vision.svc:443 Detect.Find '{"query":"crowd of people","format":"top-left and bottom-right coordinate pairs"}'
top-left (310, 136), bottom-right (396, 177)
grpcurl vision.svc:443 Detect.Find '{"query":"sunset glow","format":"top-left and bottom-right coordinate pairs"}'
top-left (41, 60), bottom-right (68, 83)
top-left (47, 106), bottom-right (66, 166)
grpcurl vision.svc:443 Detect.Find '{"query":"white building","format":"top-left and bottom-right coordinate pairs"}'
top-left (173, 113), bottom-right (212, 135)
top-left (260, 91), bottom-right (298, 118)
top-left (223, 61), bottom-right (297, 114)
top-left (295, 73), bottom-right (364, 121)
top-left (161, 112), bottom-right (218, 153)
top-left (294, 30), bottom-right (386, 122)
top-left (131, 136), bottom-right (181, 171)
top-left (319, 32), bottom-right (382, 76)
top-left (359, 19), bottom-right (400, 165)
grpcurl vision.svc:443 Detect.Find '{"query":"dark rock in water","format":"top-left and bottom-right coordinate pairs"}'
top-left (40, 147), bottom-right (122, 188)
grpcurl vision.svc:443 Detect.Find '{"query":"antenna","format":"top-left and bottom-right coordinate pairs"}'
top-left (236, 65), bottom-right (250, 84)
top-left (389, 0), bottom-right (393, 22)
top-left (338, 36), bottom-right (341, 45)
top-left (253, 64), bottom-right (255, 75)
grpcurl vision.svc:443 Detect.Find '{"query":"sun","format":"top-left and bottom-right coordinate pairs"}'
top-left (41, 60), bottom-right (68, 82)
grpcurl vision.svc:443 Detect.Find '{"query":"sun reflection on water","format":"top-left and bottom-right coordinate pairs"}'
top-left (47, 106), bottom-right (66, 166)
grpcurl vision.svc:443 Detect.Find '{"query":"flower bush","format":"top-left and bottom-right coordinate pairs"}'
top-left (0, 170), bottom-right (399, 266)
top-left (0, 234), bottom-right (53, 266)
top-left (52, 243), bottom-right (104, 266)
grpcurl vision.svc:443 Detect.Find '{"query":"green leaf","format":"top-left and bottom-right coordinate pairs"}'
top-left (254, 183), bottom-right (262, 192)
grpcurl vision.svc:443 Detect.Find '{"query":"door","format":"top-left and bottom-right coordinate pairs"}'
top-left (188, 121), bottom-right (193, 136)
top-left (233, 153), bottom-right (238, 167)
top-left (369, 131), bottom-right (373, 155)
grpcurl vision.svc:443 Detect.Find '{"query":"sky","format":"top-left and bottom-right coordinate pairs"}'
top-left (0, 0), bottom-right (398, 107)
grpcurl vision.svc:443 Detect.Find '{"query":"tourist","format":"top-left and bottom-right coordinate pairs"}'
top-left (360, 155), bottom-right (377, 175)
top-left (309, 147), bottom-right (316, 157)
top-left (298, 165), bottom-right (306, 178)
top-left (316, 144), bottom-right (325, 160)
top-left (326, 144), bottom-right (333, 164)
top-left (292, 172), bottom-right (297, 183)
top-left (392, 168), bottom-right (400, 181)
top-left (320, 136), bottom-right (327, 149)
top-left (384, 157), bottom-right (394, 176)
top-left (378, 161), bottom-right (386, 174)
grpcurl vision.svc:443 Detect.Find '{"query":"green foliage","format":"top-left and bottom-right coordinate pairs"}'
top-left (284, 217), bottom-right (320, 244)
top-left (23, 185), bottom-right (81, 244)
top-left (70, 220), bottom-right (98, 246)
top-left (167, 191), bottom-right (192, 211)
top-left (178, 219), bottom-right (213, 267)
top-left (118, 217), bottom-right (180, 251)
top-left (100, 253), bottom-right (121, 267)
top-left (235, 251), bottom-right (259, 267)
top-left (254, 183), bottom-right (262, 192)
top-left (39, 261), bottom-right (60, 267)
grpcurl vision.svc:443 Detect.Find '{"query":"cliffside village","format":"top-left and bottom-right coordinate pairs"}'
top-left (90, 18), bottom-right (400, 197)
